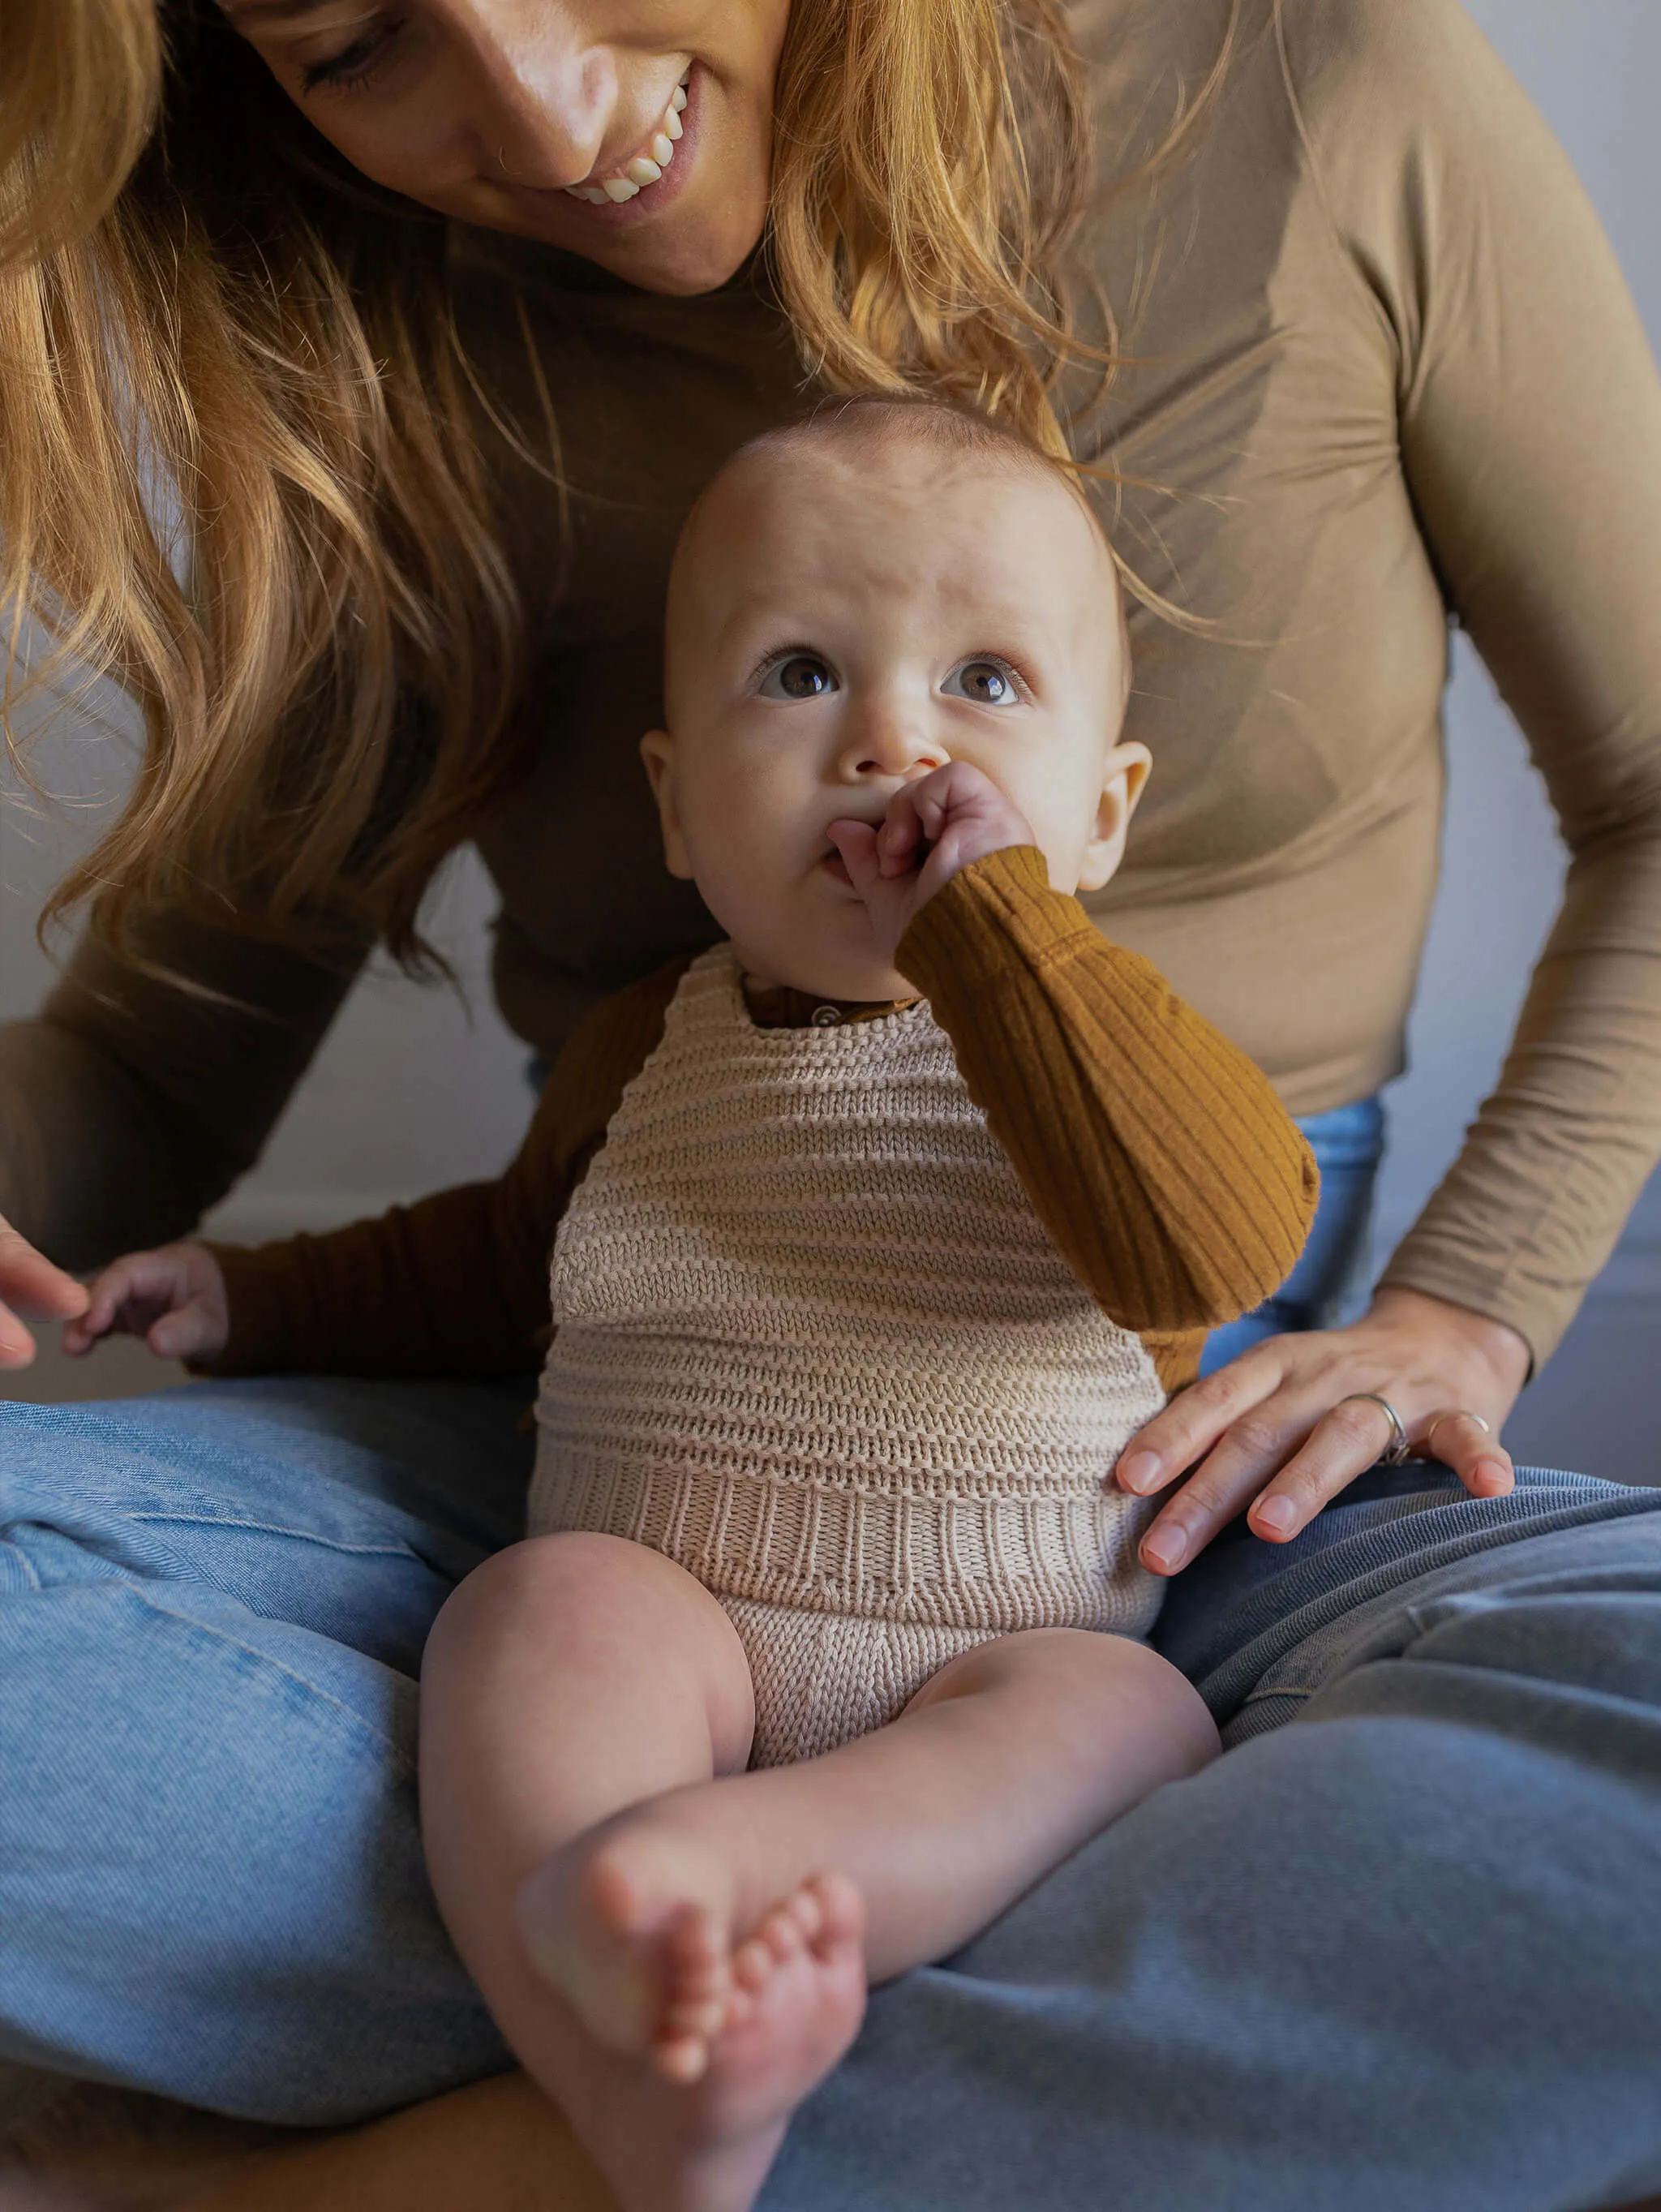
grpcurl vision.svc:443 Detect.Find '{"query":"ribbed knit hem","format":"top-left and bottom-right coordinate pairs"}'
top-left (530, 1439), bottom-right (1162, 1639)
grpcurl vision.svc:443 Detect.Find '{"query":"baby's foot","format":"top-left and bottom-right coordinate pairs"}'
top-left (522, 1844), bottom-right (868, 2212)
top-left (674, 1874), bottom-right (868, 2212)
top-left (517, 1814), bottom-right (739, 2079)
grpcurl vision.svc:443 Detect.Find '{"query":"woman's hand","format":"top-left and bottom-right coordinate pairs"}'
top-left (0, 1213), bottom-right (92, 1369)
top-left (829, 763), bottom-right (1035, 955)
top-left (1115, 1286), bottom-right (1530, 1574)
top-left (63, 1243), bottom-right (230, 1366)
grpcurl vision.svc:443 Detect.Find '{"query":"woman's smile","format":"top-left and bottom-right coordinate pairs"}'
top-left (220, 2), bottom-right (789, 294)
top-left (552, 67), bottom-right (689, 209)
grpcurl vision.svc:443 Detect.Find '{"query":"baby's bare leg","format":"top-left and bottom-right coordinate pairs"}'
top-left (421, 1535), bottom-right (756, 2051)
top-left (419, 1534), bottom-right (866, 2212)
top-left (521, 1626), bottom-right (1220, 2010)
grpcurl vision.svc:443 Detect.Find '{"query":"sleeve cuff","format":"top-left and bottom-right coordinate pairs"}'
top-left (195, 1240), bottom-right (306, 1375)
top-left (897, 845), bottom-right (1098, 996)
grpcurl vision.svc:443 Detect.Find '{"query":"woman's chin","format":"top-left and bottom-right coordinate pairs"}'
top-left (617, 227), bottom-right (762, 297)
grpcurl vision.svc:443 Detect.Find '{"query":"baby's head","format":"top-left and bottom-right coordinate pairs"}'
top-left (642, 397), bottom-right (1148, 1001)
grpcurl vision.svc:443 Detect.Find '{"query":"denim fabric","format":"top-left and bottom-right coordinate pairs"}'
top-left (764, 1470), bottom-right (1661, 2212)
top-left (1201, 1093), bottom-right (1385, 1373)
top-left (5, 1363), bottom-right (1661, 2203)
top-left (0, 1380), bottom-right (525, 2118)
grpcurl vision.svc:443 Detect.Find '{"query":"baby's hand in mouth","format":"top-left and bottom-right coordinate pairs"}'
top-left (827, 764), bottom-right (1036, 953)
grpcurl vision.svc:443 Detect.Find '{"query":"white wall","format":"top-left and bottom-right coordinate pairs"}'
top-left (4, 2), bottom-right (1660, 1466)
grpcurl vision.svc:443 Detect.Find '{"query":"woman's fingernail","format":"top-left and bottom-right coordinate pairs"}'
top-left (1255, 1497), bottom-right (1297, 1535)
top-left (1474, 1459), bottom-right (1513, 1493)
top-left (1118, 1451), bottom-right (1161, 1494)
top-left (1141, 1526), bottom-right (1186, 1572)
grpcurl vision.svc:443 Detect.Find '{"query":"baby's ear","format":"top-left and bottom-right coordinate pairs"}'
top-left (639, 730), bottom-right (693, 879)
top-left (1076, 741), bottom-right (1152, 893)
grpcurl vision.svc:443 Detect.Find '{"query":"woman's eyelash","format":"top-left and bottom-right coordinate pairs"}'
top-left (302, 19), bottom-right (404, 93)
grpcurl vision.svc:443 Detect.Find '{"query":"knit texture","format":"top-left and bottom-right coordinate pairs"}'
top-left (718, 1601), bottom-right (994, 1768)
top-left (530, 944), bottom-right (1166, 1759)
top-left (204, 853), bottom-right (1317, 1394)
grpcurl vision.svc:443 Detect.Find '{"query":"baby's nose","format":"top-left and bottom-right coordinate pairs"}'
top-left (839, 713), bottom-right (947, 780)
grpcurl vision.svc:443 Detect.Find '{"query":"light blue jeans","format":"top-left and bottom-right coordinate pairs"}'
top-left (4, 1099), bottom-right (1661, 2210)
top-left (1201, 1094), bottom-right (1385, 1371)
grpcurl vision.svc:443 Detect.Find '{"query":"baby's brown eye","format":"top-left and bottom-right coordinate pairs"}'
top-left (949, 658), bottom-right (1018, 706)
top-left (760, 653), bottom-right (838, 700)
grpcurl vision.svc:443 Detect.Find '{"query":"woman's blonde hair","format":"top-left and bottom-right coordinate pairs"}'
top-left (1, 0), bottom-right (1099, 972)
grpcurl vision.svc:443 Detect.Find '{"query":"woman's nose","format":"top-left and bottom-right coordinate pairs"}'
top-left (457, 4), bottom-right (617, 187)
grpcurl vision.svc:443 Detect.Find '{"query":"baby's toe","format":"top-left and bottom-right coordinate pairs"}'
top-left (654, 2032), bottom-right (712, 2085)
top-left (732, 1933), bottom-right (777, 1993)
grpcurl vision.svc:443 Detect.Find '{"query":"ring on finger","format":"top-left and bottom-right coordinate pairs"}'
top-left (1336, 1391), bottom-right (1412, 1467)
top-left (1424, 1409), bottom-right (1493, 1462)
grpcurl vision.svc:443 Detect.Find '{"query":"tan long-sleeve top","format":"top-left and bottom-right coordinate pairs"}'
top-left (4, 0), bottom-right (1660, 1365)
top-left (204, 852), bottom-right (1318, 1391)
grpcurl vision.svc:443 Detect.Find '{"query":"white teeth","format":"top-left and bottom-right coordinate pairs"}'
top-left (563, 79), bottom-right (685, 208)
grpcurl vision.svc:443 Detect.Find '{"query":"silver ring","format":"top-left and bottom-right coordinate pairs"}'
top-left (1338, 1392), bottom-right (1412, 1466)
top-left (1425, 1410), bottom-right (1493, 1461)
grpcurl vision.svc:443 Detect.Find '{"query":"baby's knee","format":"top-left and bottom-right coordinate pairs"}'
top-left (912, 1628), bottom-right (1219, 1767)
top-left (429, 1533), bottom-right (721, 1665)
top-left (1062, 1632), bottom-right (1221, 1770)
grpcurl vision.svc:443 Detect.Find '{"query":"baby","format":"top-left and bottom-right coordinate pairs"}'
top-left (72, 399), bottom-right (1316, 2212)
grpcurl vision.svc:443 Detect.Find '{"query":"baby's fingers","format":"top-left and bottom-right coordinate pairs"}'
top-left (148, 1302), bottom-right (223, 1362)
top-left (63, 1254), bottom-right (180, 1355)
top-left (827, 818), bottom-right (881, 891)
top-left (875, 791), bottom-right (924, 877)
top-left (62, 1265), bottom-right (139, 1353)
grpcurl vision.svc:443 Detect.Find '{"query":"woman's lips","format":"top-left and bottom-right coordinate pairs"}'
top-left (521, 68), bottom-right (700, 227)
top-left (821, 851), bottom-right (854, 887)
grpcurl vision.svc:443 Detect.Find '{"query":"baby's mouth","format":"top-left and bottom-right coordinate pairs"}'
top-left (563, 72), bottom-right (689, 205)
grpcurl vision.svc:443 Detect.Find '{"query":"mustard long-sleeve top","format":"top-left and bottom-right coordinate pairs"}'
top-left (4, 0), bottom-right (1660, 1366)
top-left (203, 853), bottom-right (1318, 1392)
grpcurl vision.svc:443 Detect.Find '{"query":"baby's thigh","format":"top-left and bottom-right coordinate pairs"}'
top-left (425, 1534), bottom-right (757, 1766)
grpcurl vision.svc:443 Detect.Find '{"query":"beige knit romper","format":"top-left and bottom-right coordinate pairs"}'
top-left (529, 946), bottom-right (1166, 1767)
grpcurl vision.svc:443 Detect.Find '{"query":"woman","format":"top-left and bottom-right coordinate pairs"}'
top-left (2, 0), bottom-right (1659, 2204)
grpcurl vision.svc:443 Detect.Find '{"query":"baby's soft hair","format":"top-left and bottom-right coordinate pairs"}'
top-left (738, 389), bottom-right (1102, 492)
top-left (1, 0), bottom-right (1137, 978)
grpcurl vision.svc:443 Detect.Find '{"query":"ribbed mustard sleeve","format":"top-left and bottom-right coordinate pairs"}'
top-left (202, 859), bottom-right (1315, 1383)
top-left (204, 960), bottom-right (687, 1378)
top-left (898, 848), bottom-right (1319, 1339)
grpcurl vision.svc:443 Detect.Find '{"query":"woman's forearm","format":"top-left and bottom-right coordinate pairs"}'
top-left (0, 1015), bottom-right (239, 1269)
top-left (1379, 852), bottom-right (1661, 1371)
top-left (0, 909), bottom-right (363, 1270)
